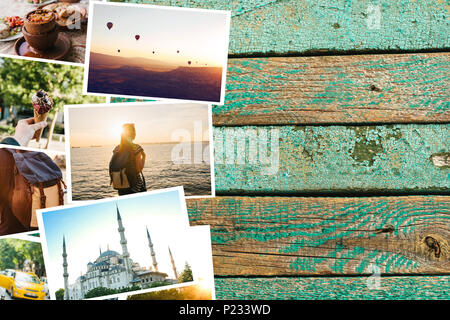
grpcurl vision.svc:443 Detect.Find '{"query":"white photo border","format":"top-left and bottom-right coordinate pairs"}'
top-left (36, 186), bottom-right (193, 301)
top-left (64, 101), bottom-right (215, 202)
top-left (83, 1), bottom-right (231, 105)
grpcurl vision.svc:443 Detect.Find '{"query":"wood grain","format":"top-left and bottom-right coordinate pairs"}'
top-left (115, 0), bottom-right (450, 56)
top-left (216, 53), bottom-right (450, 125)
top-left (187, 196), bottom-right (450, 276)
top-left (213, 124), bottom-right (450, 194)
top-left (215, 276), bottom-right (450, 299)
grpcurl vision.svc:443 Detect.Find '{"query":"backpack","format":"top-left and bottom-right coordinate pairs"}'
top-left (7, 149), bottom-right (65, 229)
top-left (109, 147), bottom-right (137, 190)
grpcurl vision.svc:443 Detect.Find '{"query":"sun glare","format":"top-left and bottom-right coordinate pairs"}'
top-left (111, 124), bottom-right (124, 140)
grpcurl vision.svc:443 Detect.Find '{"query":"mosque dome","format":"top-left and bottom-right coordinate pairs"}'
top-left (99, 250), bottom-right (120, 258)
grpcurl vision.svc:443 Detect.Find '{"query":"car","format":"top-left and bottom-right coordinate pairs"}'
top-left (40, 276), bottom-right (49, 297)
top-left (0, 269), bottom-right (15, 290)
top-left (1, 270), bottom-right (46, 300)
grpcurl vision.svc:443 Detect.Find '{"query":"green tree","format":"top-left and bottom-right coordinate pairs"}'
top-left (0, 239), bottom-right (45, 277)
top-left (149, 281), bottom-right (168, 288)
top-left (118, 285), bottom-right (141, 293)
top-left (0, 57), bottom-right (104, 115)
top-left (84, 287), bottom-right (118, 299)
top-left (55, 288), bottom-right (65, 300)
top-left (178, 262), bottom-right (193, 283)
top-left (0, 240), bottom-right (16, 270)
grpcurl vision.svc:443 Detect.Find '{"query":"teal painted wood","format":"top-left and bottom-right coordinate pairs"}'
top-left (187, 196), bottom-right (450, 276)
top-left (215, 276), bottom-right (450, 300)
top-left (216, 53), bottom-right (450, 125)
top-left (110, 0), bottom-right (449, 55)
top-left (213, 124), bottom-right (450, 194)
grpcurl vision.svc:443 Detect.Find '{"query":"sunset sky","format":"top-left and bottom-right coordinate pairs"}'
top-left (89, 3), bottom-right (229, 68)
top-left (39, 188), bottom-right (213, 294)
top-left (67, 103), bottom-right (210, 147)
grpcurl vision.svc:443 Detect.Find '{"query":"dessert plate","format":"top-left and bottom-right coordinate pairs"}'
top-left (14, 33), bottom-right (71, 60)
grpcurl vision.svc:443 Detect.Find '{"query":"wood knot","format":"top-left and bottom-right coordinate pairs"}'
top-left (424, 236), bottom-right (441, 258)
top-left (375, 224), bottom-right (395, 234)
top-left (369, 84), bottom-right (382, 92)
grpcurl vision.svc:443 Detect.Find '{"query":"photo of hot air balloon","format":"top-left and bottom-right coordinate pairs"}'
top-left (84, 2), bottom-right (231, 104)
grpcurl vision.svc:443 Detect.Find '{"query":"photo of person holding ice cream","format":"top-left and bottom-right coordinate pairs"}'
top-left (0, 56), bottom-right (105, 152)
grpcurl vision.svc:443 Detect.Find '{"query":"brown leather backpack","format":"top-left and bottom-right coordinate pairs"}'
top-left (0, 148), bottom-right (65, 234)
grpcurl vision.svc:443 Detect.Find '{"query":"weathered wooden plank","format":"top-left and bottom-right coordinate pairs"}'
top-left (213, 124), bottom-right (450, 194)
top-left (187, 196), bottom-right (450, 276)
top-left (217, 53), bottom-right (450, 125)
top-left (115, 0), bottom-right (449, 55)
top-left (215, 276), bottom-right (450, 300)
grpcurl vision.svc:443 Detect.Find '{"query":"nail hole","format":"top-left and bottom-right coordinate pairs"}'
top-left (369, 84), bottom-right (382, 92)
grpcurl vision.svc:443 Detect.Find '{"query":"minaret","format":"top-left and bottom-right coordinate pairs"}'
top-left (168, 246), bottom-right (178, 281)
top-left (116, 204), bottom-right (132, 281)
top-left (146, 226), bottom-right (158, 272)
top-left (99, 246), bottom-right (102, 256)
top-left (62, 236), bottom-right (69, 300)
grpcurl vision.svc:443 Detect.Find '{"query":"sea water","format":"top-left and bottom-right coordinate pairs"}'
top-left (70, 142), bottom-right (212, 200)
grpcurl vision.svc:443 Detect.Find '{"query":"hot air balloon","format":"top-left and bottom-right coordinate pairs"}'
top-left (107, 22), bottom-right (113, 30)
top-left (152, 51), bottom-right (155, 54)
top-left (177, 50), bottom-right (179, 53)
top-left (118, 49), bottom-right (120, 53)
top-left (135, 35), bottom-right (140, 41)
top-left (188, 61), bottom-right (191, 65)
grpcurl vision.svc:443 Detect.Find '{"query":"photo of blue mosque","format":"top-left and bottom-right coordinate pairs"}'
top-left (62, 204), bottom-right (180, 300)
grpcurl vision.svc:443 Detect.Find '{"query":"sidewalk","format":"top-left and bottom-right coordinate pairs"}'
top-left (26, 139), bottom-right (65, 153)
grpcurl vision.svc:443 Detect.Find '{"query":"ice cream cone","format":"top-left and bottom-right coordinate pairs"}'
top-left (31, 89), bottom-right (53, 142)
top-left (33, 109), bottom-right (48, 142)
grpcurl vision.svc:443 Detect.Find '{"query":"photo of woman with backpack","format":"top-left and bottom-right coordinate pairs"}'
top-left (109, 123), bottom-right (147, 196)
top-left (67, 102), bottom-right (213, 201)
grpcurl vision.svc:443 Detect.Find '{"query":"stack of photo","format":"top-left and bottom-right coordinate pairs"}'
top-left (0, 0), bottom-right (230, 301)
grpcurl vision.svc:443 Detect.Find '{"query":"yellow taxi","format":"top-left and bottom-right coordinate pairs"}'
top-left (0, 270), bottom-right (46, 300)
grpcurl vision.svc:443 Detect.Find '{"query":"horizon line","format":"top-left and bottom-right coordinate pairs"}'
top-left (71, 141), bottom-right (210, 148)
top-left (90, 51), bottom-right (223, 69)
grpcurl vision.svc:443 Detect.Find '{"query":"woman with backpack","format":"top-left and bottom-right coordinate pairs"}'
top-left (109, 123), bottom-right (147, 196)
